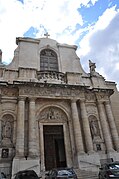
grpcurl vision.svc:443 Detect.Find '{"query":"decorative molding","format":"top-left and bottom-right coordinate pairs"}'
top-left (19, 86), bottom-right (85, 98)
top-left (85, 93), bottom-right (96, 101)
top-left (86, 105), bottom-right (97, 115)
top-left (1, 88), bottom-right (18, 97)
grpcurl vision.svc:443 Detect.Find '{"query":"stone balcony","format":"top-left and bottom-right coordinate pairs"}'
top-left (37, 71), bottom-right (66, 84)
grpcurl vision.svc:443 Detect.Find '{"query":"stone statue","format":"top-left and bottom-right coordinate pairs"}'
top-left (90, 120), bottom-right (99, 137)
top-left (89, 60), bottom-right (96, 75)
top-left (3, 121), bottom-right (12, 138)
top-left (1, 121), bottom-right (12, 146)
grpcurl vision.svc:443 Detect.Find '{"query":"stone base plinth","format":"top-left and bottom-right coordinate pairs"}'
top-left (12, 157), bottom-right (40, 179)
top-left (78, 151), bottom-right (119, 172)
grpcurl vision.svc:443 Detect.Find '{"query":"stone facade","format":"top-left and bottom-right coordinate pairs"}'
top-left (0, 37), bottom-right (119, 178)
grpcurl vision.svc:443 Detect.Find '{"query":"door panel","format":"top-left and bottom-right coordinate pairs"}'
top-left (43, 125), bottom-right (66, 170)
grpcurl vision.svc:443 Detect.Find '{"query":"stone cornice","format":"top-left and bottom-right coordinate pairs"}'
top-left (57, 43), bottom-right (77, 50)
top-left (91, 88), bottom-right (114, 95)
top-left (0, 81), bottom-right (114, 100)
top-left (16, 37), bottom-right (40, 45)
top-left (12, 80), bottom-right (89, 89)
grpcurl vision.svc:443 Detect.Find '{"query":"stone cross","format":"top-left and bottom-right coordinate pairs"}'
top-left (44, 32), bottom-right (50, 38)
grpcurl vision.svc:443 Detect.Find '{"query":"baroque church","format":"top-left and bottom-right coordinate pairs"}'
top-left (0, 36), bottom-right (119, 178)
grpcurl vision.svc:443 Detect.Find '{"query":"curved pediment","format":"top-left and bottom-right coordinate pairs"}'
top-left (39, 106), bottom-right (67, 123)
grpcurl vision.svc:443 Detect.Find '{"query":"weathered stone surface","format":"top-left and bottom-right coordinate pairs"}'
top-left (0, 37), bottom-right (119, 178)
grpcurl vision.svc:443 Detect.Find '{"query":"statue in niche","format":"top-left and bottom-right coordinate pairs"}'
top-left (1, 120), bottom-right (12, 145)
top-left (90, 120), bottom-right (100, 138)
top-left (3, 121), bottom-right (12, 138)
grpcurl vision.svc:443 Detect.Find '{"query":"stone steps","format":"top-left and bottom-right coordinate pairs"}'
top-left (74, 169), bottom-right (98, 179)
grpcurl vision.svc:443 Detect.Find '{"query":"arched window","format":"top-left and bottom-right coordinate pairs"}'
top-left (40, 49), bottom-right (58, 71)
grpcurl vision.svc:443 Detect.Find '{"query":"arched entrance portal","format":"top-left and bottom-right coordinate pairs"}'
top-left (44, 125), bottom-right (66, 170)
top-left (38, 106), bottom-right (72, 171)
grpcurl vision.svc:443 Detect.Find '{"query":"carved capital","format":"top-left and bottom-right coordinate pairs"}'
top-left (97, 100), bottom-right (104, 105)
top-left (29, 97), bottom-right (37, 102)
top-left (71, 99), bottom-right (77, 103)
top-left (18, 96), bottom-right (26, 101)
top-left (96, 93), bottom-right (109, 101)
top-left (79, 98), bottom-right (86, 104)
top-left (104, 100), bottom-right (110, 105)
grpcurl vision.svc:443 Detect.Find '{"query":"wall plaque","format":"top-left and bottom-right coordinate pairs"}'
top-left (1, 148), bottom-right (9, 158)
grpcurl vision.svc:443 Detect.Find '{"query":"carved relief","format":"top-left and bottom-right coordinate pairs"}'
top-left (2, 102), bottom-right (16, 111)
top-left (2, 88), bottom-right (18, 97)
top-left (39, 107), bottom-right (67, 123)
top-left (96, 93), bottom-right (109, 101)
top-left (1, 114), bottom-right (14, 146)
top-left (20, 86), bottom-right (84, 98)
top-left (85, 93), bottom-right (95, 101)
top-left (86, 105), bottom-right (97, 115)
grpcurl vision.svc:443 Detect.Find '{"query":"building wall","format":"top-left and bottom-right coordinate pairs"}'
top-left (0, 37), bottom-right (119, 178)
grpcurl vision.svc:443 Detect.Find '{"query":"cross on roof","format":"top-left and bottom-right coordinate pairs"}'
top-left (44, 32), bottom-right (50, 38)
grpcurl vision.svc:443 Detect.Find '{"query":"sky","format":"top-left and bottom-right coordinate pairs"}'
top-left (0, 0), bottom-right (119, 89)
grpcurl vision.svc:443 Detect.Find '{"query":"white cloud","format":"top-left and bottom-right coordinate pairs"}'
top-left (0, 0), bottom-right (98, 63)
top-left (78, 6), bottom-right (119, 89)
top-left (78, 6), bottom-right (119, 56)
top-left (0, 0), bottom-right (118, 89)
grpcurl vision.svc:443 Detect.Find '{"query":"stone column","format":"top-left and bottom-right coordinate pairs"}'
top-left (16, 97), bottom-right (25, 157)
top-left (97, 101), bottom-right (114, 152)
top-left (80, 100), bottom-right (94, 153)
top-left (29, 97), bottom-right (38, 157)
top-left (68, 119), bottom-right (77, 167)
top-left (0, 100), bottom-right (2, 143)
top-left (0, 120), bottom-right (2, 143)
top-left (63, 123), bottom-right (72, 167)
top-left (39, 123), bottom-right (45, 172)
top-left (71, 99), bottom-right (84, 155)
top-left (104, 101), bottom-right (119, 152)
top-left (13, 118), bottom-right (17, 145)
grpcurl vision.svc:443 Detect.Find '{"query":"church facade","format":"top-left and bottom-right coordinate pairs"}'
top-left (0, 37), bottom-right (119, 178)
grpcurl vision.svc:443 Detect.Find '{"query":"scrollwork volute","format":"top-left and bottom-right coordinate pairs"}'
top-left (39, 107), bottom-right (67, 123)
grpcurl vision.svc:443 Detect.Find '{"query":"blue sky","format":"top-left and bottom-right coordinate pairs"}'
top-left (0, 0), bottom-right (119, 89)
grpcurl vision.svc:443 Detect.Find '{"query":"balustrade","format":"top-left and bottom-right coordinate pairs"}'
top-left (37, 71), bottom-right (65, 83)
